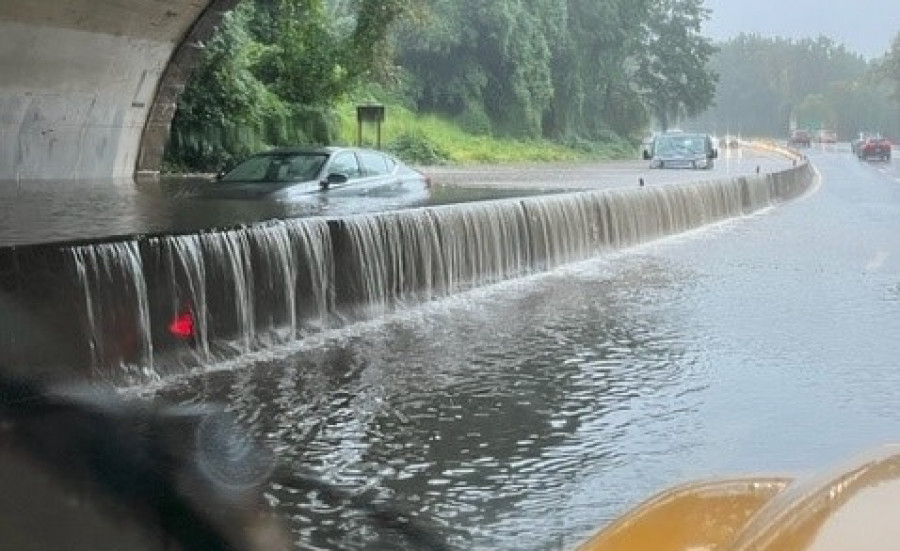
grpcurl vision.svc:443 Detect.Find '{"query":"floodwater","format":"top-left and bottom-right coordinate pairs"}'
top-left (0, 148), bottom-right (786, 247)
top-left (138, 147), bottom-right (900, 550)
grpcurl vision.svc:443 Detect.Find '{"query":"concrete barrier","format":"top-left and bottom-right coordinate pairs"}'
top-left (0, 157), bottom-right (817, 383)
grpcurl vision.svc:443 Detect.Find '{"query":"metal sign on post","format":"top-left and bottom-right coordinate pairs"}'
top-left (356, 105), bottom-right (385, 148)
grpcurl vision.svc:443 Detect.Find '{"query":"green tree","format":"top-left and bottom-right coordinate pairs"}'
top-left (795, 93), bottom-right (836, 131)
top-left (395, 0), bottom-right (557, 138)
top-left (883, 32), bottom-right (900, 102)
top-left (636, 0), bottom-right (718, 131)
top-left (564, 0), bottom-right (653, 140)
top-left (166, 0), bottom-right (417, 171)
top-left (396, 0), bottom-right (690, 142)
top-left (166, 3), bottom-right (289, 170)
top-left (690, 34), bottom-right (900, 139)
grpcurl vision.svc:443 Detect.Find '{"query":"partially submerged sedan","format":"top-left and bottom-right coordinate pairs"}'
top-left (198, 147), bottom-right (429, 200)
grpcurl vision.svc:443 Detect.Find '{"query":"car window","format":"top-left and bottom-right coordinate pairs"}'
top-left (358, 151), bottom-right (391, 176)
top-left (328, 151), bottom-right (363, 180)
top-left (654, 135), bottom-right (707, 155)
top-left (282, 153), bottom-right (327, 181)
top-left (220, 155), bottom-right (271, 182)
top-left (221, 153), bottom-right (328, 182)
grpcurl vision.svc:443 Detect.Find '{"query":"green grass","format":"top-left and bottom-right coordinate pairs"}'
top-left (333, 101), bottom-right (636, 166)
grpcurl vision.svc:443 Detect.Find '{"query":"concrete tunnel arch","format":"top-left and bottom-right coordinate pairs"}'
top-left (0, 0), bottom-right (239, 182)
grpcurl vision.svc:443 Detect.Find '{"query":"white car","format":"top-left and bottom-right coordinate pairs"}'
top-left (199, 147), bottom-right (430, 200)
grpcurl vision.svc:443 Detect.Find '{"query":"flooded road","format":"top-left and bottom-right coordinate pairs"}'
top-left (0, 147), bottom-right (786, 247)
top-left (425, 145), bottom-right (786, 190)
top-left (138, 147), bottom-right (900, 550)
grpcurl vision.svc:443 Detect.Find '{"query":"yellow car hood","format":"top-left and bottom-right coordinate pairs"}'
top-left (578, 446), bottom-right (900, 551)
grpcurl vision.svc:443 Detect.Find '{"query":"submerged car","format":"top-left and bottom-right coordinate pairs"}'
top-left (643, 132), bottom-right (718, 170)
top-left (198, 147), bottom-right (430, 200)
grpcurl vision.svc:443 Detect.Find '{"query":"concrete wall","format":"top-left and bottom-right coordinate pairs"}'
top-left (0, 160), bottom-right (817, 381)
top-left (0, 1), bottom-right (238, 181)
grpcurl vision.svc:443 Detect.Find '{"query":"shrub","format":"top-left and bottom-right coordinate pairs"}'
top-left (454, 106), bottom-right (493, 136)
top-left (387, 131), bottom-right (450, 165)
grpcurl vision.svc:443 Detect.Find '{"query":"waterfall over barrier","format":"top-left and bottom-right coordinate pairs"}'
top-left (0, 162), bottom-right (813, 384)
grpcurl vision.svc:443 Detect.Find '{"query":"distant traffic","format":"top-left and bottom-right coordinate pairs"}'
top-left (788, 128), bottom-right (893, 162)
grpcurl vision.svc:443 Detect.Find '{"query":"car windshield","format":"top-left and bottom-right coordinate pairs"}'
top-left (655, 135), bottom-right (707, 156)
top-left (220, 152), bottom-right (328, 182)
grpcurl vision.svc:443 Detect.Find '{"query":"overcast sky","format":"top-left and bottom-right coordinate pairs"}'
top-left (702, 0), bottom-right (899, 60)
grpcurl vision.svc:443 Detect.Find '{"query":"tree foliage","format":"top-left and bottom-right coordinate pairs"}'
top-left (883, 32), bottom-right (900, 103)
top-left (395, 1), bottom-right (557, 138)
top-left (690, 34), bottom-right (900, 139)
top-left (166, 3), bottom-right (282, 171)
top-left (637, 0), bottom-right (718, 131)
top-left (166, 0), bottom-right (416, 170)
top-left (166, 0), bottom-right (720, 170)
top-left (393, 0), bottom-right (717, 141)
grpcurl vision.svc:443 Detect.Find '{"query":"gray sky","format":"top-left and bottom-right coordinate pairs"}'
top-left (702, 0), bottom-right (899, 60)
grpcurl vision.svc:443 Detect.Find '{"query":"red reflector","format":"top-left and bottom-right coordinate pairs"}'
top-left (168, 310), bottom-right (195, 339)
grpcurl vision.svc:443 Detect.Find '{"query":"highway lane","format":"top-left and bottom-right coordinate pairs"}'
top-left (423, 145), bottom-right (794, 191)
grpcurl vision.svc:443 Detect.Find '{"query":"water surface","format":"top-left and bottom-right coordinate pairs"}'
top-left (139, 150), bottom-right (900, 550)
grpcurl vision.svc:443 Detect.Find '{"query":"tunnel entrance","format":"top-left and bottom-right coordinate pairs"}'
top-left (0, 1), bottom-right (238, 181)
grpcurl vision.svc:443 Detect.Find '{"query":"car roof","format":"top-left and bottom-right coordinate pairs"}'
top-left (253, 146), bottom-right (339, 156)
top-left (656, 132), bottom-right (709, 139)
top-left (253, 146), bottom-right (394, 156)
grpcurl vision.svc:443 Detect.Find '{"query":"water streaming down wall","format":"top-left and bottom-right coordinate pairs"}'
top-left (0, 164), bottom-right (813, 384)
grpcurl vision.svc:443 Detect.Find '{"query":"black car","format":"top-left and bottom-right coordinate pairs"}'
top-left (198, 147), bottom-right (430, 200)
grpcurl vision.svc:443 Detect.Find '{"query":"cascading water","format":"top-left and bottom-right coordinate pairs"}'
top-left (0, 163), bottom-right (813, 384)
top-left (71, 241), bottom-right (155, 380)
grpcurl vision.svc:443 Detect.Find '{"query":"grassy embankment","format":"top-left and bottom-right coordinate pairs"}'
top-left (333, 101), bottom-right (637, 166)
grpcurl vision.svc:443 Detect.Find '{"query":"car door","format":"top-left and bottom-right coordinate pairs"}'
top-left (357, 150), bottom-right (400, 193)
top-left (323, 150), bottom-right (363, 191)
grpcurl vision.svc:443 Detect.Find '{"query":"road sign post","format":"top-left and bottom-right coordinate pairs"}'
top-left (356, 105), bottom-right (385, 148)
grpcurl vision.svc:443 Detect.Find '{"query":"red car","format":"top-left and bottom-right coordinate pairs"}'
top-left (857, 137), bottom-right (892, 161)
